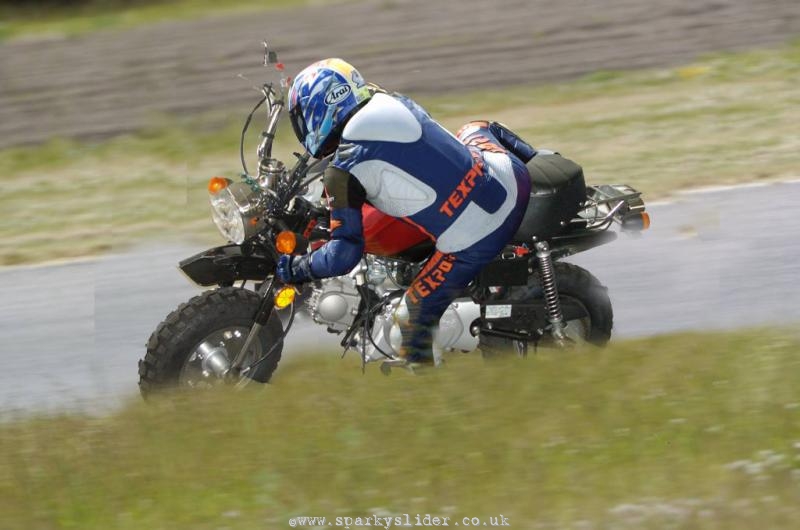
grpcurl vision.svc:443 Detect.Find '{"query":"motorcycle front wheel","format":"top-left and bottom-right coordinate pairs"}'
top-left (138, 287), bottom-right (284, 398)
top-left (479, 262), bottom-right (613, 357)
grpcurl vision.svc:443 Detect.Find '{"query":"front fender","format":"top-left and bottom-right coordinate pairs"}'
top-left (179, 244), bottom-right (276, 287)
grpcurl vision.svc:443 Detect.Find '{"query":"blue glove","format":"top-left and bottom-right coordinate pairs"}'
top-left (489, 121), bottom-right (536, 163)
top-left (276, 254), bottom-right (315, 284)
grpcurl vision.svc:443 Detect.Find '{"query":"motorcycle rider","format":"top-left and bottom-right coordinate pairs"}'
top-left (277, 58), bottom-right (535, 366)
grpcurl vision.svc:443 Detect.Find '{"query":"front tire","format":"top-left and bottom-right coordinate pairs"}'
top-left (480, 262), bottom-right (613, 356)
top-left (138, 287), bottom-right (284, 398)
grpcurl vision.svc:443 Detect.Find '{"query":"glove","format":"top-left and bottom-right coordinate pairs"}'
top-left (276, 254), bottom-right (315, 284)
top-left (489, 121), bottom-right (536, 163)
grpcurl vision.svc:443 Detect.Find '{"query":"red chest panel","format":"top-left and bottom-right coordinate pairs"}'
top-left (362, 204), bottom-right (430, 256)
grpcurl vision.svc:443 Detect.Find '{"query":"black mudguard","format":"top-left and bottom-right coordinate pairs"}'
top-left (550, 230), bottom-right (618, 258)
top-left (179, 244), bottom-right (276, 287)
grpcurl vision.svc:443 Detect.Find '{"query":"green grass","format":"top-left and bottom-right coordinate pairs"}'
top-left (0, 0), bottom-right (339, 41)
top-left (2, 41), bottom-right (799, 265)
top-left (1, 330), bottom-right (799, 528)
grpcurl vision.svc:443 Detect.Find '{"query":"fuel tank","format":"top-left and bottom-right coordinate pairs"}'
top-left (362, 204), bottom-right (434, 262)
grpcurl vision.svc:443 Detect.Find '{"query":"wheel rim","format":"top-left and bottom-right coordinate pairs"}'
top-left (562, 316), bottom-right (591, 344)
top-left (561, 295), bottom-right (592, 344)
top-left (179, 326), bottom-right (262, 387)
top-left (539, 295), bottom-right (593, 348)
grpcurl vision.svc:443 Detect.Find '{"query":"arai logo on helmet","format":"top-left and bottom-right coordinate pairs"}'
top-left (325, 83), bottom-right (352, 105)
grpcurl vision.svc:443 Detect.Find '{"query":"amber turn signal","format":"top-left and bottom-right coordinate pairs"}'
top-left (274, 286), bottom-right (296, 309)
top-left (621, 211), bottom-right (651, 231)
top-left (208, 176), bottom-right (230, 194)
top-left (275, 231), bottom-right (297, 254)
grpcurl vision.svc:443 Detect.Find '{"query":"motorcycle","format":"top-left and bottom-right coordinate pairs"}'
top-left (138, 46), bottom-right (650, 396)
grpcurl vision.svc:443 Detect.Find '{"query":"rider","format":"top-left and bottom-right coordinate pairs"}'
top-left (277, 58), bottom-right (535, 366)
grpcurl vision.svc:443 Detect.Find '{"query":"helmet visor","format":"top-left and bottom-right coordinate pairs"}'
top-left (289, 103), bottom-right (308, 150)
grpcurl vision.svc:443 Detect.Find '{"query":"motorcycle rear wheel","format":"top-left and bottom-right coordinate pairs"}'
top-left (479, 262), bottom-right (613, 357)
top-left (138, 287), bottom-right (284, 398)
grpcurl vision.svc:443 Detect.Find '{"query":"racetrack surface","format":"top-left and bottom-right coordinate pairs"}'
top-left (1, 0), bottom-right (798, 148)
top-left (1, 180), bottom-right (798, 415)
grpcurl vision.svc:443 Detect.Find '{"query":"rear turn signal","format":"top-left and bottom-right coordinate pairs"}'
top-left (274, 286), bottom-right (296, 309)
top-left (208, 176), bottom-right (230, 194)
top-left (275, 231), bottom-right (297, 254)
top-left (621, 211), bottom-right (651, 231)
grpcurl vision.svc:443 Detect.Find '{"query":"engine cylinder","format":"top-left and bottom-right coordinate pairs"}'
top-left (317, 293), bottom-right (349, 323)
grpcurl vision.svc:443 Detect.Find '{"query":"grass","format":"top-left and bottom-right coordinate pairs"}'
top-left (1, 41), bottom-right (799, 265)
top-left (0, 0), bottom-right (339, 42)
top-left (425, 43), bottom-right (800, 193)
top-left (1, 330), bottom-right (799, 528)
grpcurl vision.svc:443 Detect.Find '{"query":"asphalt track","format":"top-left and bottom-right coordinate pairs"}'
top-left (1, 0), bottom-right (799, 147)
top-left (1, 180), bottom-right (798, 415)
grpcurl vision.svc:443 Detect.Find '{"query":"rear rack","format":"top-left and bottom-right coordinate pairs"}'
top-left (570, 184), bottom-right (647, 231)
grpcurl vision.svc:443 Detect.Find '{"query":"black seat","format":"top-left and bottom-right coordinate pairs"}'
top-left (526, 153), bottom-right (584, 195)
top-left (512, 153), bottom-right (587, 242)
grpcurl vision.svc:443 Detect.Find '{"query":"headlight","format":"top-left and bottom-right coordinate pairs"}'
top-left (209, 181), bottom-right (264, 244)
top-left (210, 191), bottom-right (246, 243)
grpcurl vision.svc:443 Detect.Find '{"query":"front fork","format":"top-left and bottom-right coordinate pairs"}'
top-left (229, 276), bottom-right (294, 385)
top-left (231, 277), bottom-right (277, 371)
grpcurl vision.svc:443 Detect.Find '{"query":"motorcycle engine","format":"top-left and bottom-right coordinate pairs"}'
top-left (305, 276), bottom-right (361, 332)
top-left (305, 257), bottom-right (480, 360)
top-left (306, 257), bottom-right (415, 332)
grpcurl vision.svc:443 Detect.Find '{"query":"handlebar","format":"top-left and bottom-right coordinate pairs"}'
top-left (257, 89), bottom-right (284, 161)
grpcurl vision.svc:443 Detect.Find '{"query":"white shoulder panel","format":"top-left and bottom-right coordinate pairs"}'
top-left (349, 159), bottom-right (436, 218)
top-left (342, 93), bottom-right (422, 143)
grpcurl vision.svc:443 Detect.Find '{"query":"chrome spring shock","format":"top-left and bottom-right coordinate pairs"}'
top-left (534, 241), bottom-right (567, 341)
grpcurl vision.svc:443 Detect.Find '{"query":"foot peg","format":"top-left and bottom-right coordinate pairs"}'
top-left (379, 358), bottom-right (433, 376)
top-left (380, 358), bottom-right (409, 376)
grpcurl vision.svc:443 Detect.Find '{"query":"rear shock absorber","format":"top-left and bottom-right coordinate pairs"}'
top-left (534, 241), bottom-right (568, 343)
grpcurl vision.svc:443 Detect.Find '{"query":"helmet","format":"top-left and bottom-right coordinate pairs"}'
top-left (288, 58), bottom-right (372, 158)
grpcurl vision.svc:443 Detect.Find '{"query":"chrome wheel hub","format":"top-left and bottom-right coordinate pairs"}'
top-left (180, 327), bottom-right (259, 387)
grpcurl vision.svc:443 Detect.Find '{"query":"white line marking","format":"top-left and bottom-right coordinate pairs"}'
top-left (677, 181), bottom-right (772, 196)
top-left (0, 255), bottom-right (101, 272)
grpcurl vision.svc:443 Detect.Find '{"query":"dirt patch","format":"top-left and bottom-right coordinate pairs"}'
top-left (0, 0), bottom-right (798, 148)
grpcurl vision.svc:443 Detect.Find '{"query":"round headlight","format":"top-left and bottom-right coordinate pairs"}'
top-left (208, 182), bottom-right (265, 244)
top-left (210, 191), bottom-right (246, 244)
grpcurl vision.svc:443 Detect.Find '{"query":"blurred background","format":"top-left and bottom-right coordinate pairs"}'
top-left (0, 0), bottom-right (799, 528)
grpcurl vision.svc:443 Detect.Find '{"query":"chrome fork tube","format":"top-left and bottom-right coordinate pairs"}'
top-left (231, 322), bottom-right (264, 371)
top-left (231, 277), bottom-right (277, 372)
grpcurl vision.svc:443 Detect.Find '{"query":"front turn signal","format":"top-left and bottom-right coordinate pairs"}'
top-left (275, 231), bottom-right (297, 254)
top-left (208, 176), bottom-right (230, 194)
top-left (274, 286), bottom-right (296, 309)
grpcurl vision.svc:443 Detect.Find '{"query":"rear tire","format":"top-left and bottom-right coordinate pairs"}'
top-left (138, 287), bottom-right (283, 398)
top-left (480, 262), bottom-right (612, 356)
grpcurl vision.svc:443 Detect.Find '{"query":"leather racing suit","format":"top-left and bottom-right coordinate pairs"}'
top-left (293, 92), bottom-right (534, 363)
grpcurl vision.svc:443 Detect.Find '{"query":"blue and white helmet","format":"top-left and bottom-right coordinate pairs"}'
top-left (288, 58), bottom-right (373, 158)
